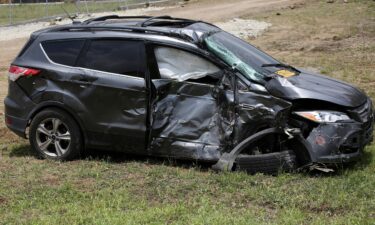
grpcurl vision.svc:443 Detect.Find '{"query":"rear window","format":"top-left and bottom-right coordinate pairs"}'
top-left (77, 40), bottom-right (146, 78)
top-left (42, 40), bottom-right (85, 66)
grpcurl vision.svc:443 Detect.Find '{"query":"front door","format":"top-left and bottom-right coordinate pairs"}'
top-left (148, 45), bottom-right (234, 161)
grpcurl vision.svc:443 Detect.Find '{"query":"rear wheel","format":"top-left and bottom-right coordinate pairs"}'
top-left (29, 108), bottom-right (82, 160)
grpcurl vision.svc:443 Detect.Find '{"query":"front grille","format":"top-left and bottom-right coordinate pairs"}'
top-left (350, 99), bottom-right (374, 123)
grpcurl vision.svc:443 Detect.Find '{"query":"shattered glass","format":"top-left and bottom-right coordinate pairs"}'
top-left (204, 36), bottom-right (262, 82)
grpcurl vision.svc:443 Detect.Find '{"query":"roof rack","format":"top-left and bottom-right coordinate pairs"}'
top-left (82, 15), bottom-right (152, 24)
top-left (138, 15), bottom-right (197, 27)
top-left (82, 15), bottom-right (197, 27)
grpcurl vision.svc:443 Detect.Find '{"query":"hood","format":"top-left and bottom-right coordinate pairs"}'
top-left (265, 69), bottom-right (367, 108)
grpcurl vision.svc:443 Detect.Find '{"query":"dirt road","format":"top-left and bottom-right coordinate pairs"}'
top-left (149, 0), bottom-right (299, 22)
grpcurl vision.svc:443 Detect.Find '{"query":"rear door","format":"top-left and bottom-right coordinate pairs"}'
top-left (72, 39), bottom-right (149, 152)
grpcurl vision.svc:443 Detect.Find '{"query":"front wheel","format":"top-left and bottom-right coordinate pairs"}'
top-left (29, 108), bottom-right (82, 160)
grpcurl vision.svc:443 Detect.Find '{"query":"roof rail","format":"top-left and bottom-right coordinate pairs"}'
top-left (82, 15), bottom-right (152, 24)
top-left (47, 25), bottom-right (195, 42)
top-left (139, 15), bottom-right (197, 27)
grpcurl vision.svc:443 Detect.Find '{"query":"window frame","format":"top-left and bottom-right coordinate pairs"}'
top-left (41, 38), bottom-right (148, 80)
top-left (76, 38), bottom-right (147, 79)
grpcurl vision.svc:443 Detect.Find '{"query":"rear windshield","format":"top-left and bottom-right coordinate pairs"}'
top-left (42, 40), bottom-right (85, 66)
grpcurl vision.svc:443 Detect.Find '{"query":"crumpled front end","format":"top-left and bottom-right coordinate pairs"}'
top-left (301, 99), bottom-right (374, 165)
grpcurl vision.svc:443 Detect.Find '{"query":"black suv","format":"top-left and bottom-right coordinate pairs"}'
top-left (5, 16), bottom-right (374, 173)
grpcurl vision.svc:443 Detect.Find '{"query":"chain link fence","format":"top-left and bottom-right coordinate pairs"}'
top-left (0, 0), bottom-right (170, 26)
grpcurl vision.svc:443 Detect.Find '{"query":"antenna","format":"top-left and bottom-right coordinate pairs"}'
top-left (60, 5), bottom-right (74, 23)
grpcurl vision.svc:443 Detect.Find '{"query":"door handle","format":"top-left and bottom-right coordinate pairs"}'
top-left (71, 75), bottom-right (97, 87)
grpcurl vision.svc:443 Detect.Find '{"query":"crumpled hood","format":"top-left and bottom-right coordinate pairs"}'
top-left (265, 69), bottom-right (367, 108)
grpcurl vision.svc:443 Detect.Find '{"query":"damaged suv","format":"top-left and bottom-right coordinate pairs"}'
top-left (5, 16), bottom-right (374, 173)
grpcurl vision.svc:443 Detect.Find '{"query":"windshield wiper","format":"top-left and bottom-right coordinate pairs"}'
top-left (261, 63), bottom-right (300, 73)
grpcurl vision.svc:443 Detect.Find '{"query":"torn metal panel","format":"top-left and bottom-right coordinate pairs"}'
top-left (167, 22), bottom-right (221, 44)
top-left (233, 88), bottom-right (292, 145)
top-left (150, 80), bottom-right (230, 160)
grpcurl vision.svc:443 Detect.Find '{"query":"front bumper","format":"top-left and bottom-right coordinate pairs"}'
top-left (304, 118), bottom-right (373, 164)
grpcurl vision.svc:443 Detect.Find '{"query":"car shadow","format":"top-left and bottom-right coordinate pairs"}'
top-left (8, 144), bottom-right (37, 158)
top-left (83, 149), bottom-right (214, 172)
top-left (7, 144), bottom-right (213, 171)
top-left (8, 144), bottom-right (373, 175)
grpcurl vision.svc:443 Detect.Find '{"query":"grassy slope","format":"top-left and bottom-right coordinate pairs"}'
top-left (0, 1), bottom-right (374, 224)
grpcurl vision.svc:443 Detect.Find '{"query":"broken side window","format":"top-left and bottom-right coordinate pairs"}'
top-left (154, 46), bottom-right (220, 82)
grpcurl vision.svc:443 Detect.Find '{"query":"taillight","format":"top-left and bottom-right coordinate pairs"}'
top-left (8, 65), bottom-right (40, 81)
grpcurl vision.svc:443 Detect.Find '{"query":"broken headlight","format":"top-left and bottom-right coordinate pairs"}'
top-left (294, 111), bottom-right (351, 123)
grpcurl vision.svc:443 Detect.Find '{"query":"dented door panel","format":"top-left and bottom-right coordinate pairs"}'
top-left (149, 74), bottom-right (292, 161)
top-left (150, 80), bottom-right (226, 160)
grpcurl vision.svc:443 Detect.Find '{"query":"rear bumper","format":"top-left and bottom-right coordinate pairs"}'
top-left (4, 81), bottom-right (36, 138)
top-left (4, 113), bottom-right (28, 138)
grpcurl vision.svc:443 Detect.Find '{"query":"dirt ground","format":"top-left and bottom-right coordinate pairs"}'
top-left (148, 0), bottom-right (301, 22)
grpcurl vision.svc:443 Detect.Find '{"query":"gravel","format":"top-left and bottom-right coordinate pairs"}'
top-left (216, 18), bottom-right (272, 39)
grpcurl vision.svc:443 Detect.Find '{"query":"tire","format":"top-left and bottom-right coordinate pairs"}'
top-left (29, 108), bottom-right (82, 161)
top-left (235, 150), bottom-right (297, 174)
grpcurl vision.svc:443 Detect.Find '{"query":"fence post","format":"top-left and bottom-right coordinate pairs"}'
top-left (45, 0), bottom-right (48, 18)
top-left (84, 0), bottom-right (89, 15)
top-left (8, 0), bottom-right (12, 25)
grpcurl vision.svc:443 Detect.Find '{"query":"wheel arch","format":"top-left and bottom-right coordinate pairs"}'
top-left (27, 101), bottom-right (88, 149)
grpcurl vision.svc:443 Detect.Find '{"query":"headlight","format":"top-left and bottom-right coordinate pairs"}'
top-left (294, 111), bottom-right (351, 123)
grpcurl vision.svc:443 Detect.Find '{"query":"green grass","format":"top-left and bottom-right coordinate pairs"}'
top-left (0, 143), bottom-right (374, 224)
top-left (0, 0), bottom-right (150, 26)
top-left (0, 0), bottom-right (375, 224)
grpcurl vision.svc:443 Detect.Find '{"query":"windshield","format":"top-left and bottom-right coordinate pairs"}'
top-left (204, 31), bottom-right (280, 82)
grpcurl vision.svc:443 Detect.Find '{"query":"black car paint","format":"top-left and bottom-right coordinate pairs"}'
top-left (4, 19), bottom-right (374, 170)
top-left (265, 69), bottom-right (368, 108)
